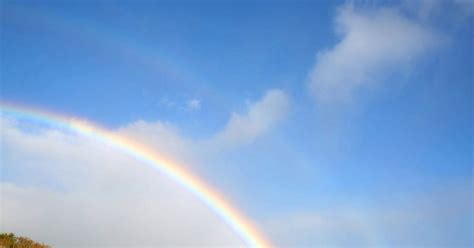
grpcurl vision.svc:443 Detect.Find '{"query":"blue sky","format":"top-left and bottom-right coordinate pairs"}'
top-left (1, 0), bottom-right (473, 247)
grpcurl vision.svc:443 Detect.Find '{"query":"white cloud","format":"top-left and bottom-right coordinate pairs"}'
top-left (209, 89), bottom-right (289, 148)
top-left (0, 88), bottom-right (289, 246)
top-left (264, 211), bottom-right (373, 247)
top-left (403, 0), bottom-right (474, 22)
top-left (0, 118), bottom-right (241, 246)
top-left (116, 120), bottom-right (196, 165)
top-left (186, 98), bottom-right (201, 111)
top-left (308, 4), bottom-right (440, 104)
top-left (158, 97), bottom-right (176, 108)
top-left (264, 183), bottom-right (473, 247)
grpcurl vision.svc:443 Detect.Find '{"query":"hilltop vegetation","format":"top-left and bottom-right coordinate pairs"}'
top-left (0, 233), bottom-right (50, 248)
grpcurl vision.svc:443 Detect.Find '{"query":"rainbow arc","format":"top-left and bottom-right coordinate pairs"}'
top-left (0, 102), bottom-right (270, 248)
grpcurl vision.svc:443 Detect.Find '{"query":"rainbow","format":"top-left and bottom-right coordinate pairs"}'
top-left (0, 102), bottom-right (271, 248)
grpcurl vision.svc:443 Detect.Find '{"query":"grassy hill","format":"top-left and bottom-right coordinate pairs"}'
top-left (0, 233), bottom-right (50, 248)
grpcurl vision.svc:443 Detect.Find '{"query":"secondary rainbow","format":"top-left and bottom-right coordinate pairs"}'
top-left (0, 102), bottom-right (271, 248)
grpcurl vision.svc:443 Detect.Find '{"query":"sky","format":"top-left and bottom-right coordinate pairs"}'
top-left (0, 0), bottom-right (473, 247)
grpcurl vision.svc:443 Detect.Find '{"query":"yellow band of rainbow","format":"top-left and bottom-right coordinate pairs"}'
top-left (0, 101), bottom-right (271, 248)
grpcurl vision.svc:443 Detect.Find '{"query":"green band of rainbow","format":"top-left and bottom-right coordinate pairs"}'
top-left (0, 102), bottom-right (270, 248)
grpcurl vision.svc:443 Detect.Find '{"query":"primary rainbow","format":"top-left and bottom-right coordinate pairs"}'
top-left (0, 102), bottom-right (271, 248)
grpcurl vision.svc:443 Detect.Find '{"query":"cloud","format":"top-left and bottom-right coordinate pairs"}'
top-left (157, 97), bottom-right (201, 112)
top-left (186, 98), bottom-right (201, 111)
top-left (0, 88), bottom-right (289, 246)
top-left (116, 120), bottom-right (196, 164)
top-left (308, 4), bottom-right (440, 105)
top-left (401, 0), bottom-right (474, 24)
top-left (264, 211), bottom-right (373, 247)
top-left (210, 89), bottom-right (289, 148)
top-left (264, 183), bottom-right (473, 247)
top-left (0, 117), bottom-right (242, 246)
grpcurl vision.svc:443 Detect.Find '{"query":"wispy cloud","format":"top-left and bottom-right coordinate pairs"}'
top-left (186, 98), bottom-right (201, 111)
top-left (308, 4), bottom-right (441, 105)
top-left (264, 182), bottom-right (473, 247)
top-left (209, 89), bottom-right (289, 148)
top-left (157, 97), bottom-right (201, 112)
